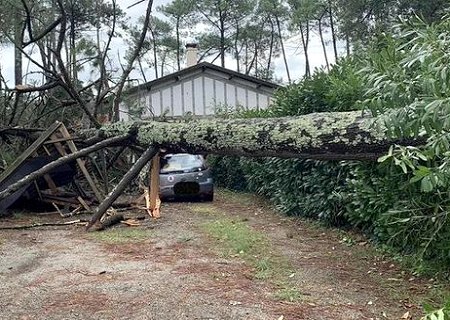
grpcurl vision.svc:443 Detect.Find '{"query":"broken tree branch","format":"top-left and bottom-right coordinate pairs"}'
top-left (86, 146), bottom-right (158, 230)
top-left (0, 219), bottom-right (87, 230)
top-left (112, 0), bottom-right (154, 121)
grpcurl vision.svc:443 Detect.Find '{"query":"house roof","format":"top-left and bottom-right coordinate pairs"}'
top-left (127, 62), bottom-right (281, 95)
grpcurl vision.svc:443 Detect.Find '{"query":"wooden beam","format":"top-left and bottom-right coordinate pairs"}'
top-left (57, 125), bottom-right (104, 202)
top-left (0, 122), bottom-right (62, 184)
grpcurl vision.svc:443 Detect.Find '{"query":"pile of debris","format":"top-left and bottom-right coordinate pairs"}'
top-left (0, 122), bottom-right (161, 230)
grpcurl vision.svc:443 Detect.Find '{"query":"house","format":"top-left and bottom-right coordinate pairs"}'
top-left (119, 44), bottom-right (281, 121)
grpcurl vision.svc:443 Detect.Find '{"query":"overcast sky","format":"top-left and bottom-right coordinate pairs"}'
top-left (0, 0), bottom-right (342, 88)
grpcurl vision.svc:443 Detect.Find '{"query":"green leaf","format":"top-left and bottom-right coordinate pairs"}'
top-left (421, 176), bottom-right (434, 192)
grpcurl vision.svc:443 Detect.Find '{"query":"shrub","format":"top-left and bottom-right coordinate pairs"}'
top-left (210, 15), bottom-right (450, 270)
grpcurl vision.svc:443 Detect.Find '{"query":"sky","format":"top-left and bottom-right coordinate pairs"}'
top-left (0, 0), bottom-right (343, 88)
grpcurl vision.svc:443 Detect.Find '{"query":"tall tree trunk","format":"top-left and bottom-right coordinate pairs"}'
top-left (275, 15), bottom-right (291, 83)
top-left (70, 21), bottom-right (77, 81)
top-left (245, 39), bottom-right (249, 74)
top-left (220, 19), bottom-right (226, 68)
top-left (266, 18), bottom-right (275, 78)
top-left (318, 15), bottom-right (330, 72)
top-left (14, 10), bottom-right (23, 86)
top-left (328, 0), bottom-right (338, 62)
top-left (234, 22), bottom-right (240, 73)
top-left (299, 22), bottom-right (310, 77)
top-left (151, 29), bottom-right (159, 79)
top-left (176, 18), bottom-right (181, 71)
top-left (254, 42), bottom-right (258, 77)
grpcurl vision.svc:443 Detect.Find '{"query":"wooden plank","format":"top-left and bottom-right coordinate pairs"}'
top-left (44, 137), bottom-right (75, 145)
top-left (57, 125), bottom-right (104, 202)
top-left (149, 153), bottom-right (161, 218)
top-left (33, 150), bottom-right (58, 194)
top-left (0, 122), bottom-right (62, 184)
top-left (50, 133), bottom-right (68, 156)
top-left (42, 174), bottom-right (58, 194)
top-left (77, 196), bottom-right (92, 212)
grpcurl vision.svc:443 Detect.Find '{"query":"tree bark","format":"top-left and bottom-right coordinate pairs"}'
top-left (318, 15), bottom-right (330, 72)
top-left (299, 21), bottom-right (310, 78)
top-left (176, 18), bottom-right (181, 71)
top-left (14, 9), bottom-right (23, 87)
top-left (275, 15), bottom-right (291, 84)
top-left (95, 111), bottom-right (421, 161)
top-left (328, 0), bottom-right (338, 62)
top-left (0, 111), bottom-right (423, 205)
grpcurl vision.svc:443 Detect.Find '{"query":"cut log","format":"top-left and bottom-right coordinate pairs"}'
top-left (95, 214), bottom-right (125, 231)
top-left (95, 111), bottom-right (421, 161)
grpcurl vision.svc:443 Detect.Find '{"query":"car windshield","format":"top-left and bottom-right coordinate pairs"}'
top-left (160, 154), bottom-right (205, 174)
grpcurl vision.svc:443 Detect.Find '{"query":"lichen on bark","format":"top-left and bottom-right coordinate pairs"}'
top-left (96, 111), bottom-right (419, 160)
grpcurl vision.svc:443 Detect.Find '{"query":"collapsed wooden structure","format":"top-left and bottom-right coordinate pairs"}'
top-left (0, 122), bottom-right (102, 214)
top-left (0, 123), bottom-right (162, 228)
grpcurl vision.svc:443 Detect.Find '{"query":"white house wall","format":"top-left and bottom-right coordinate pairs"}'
top-left (122, 72), bottom-right (277, 120)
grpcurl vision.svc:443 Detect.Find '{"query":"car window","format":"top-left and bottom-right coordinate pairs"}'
top-left (160, 154), bottom-right (205, 174)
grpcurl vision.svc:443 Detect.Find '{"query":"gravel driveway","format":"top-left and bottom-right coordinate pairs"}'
top-left (0, 190), bottom-right (443, 319)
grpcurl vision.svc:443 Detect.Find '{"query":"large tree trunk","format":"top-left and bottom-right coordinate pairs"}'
top-left (1, 111), bottom-right (422, 198)
top-left (94, 111), bottom-right (420, 161)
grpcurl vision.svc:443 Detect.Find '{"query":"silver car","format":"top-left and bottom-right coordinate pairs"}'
top-left (159, 154), bottom-right (214, 201)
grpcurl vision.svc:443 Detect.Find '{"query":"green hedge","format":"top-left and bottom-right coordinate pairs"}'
top-left (209, 43), bottom-right (450, 269)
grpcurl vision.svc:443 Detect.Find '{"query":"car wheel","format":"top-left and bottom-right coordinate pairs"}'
top-left (204, 193), bottom-right (214, 202)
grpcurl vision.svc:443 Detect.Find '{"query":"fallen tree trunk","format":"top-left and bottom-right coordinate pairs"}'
top-left (94, 111), bottom-right (420, 161)
top-left (1, 111), bottom-right (422, 222)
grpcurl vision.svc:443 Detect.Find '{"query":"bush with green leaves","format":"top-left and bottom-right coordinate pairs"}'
top-left (270, 57), bottom-right (364, 116)
top-left (421, 300), bottom-right (450, 320)
top-left (352, 16), bottom-right (450, 266)
top-left (211, 59), bottom-right (362, 225)
top-left (211, 15), bottom-right (450, 270)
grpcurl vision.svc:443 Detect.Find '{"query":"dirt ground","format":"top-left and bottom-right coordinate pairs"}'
top-left (0, 190), bottom-right (445, 320)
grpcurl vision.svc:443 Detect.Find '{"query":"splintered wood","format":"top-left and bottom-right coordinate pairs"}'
top-left (147, 153), bottom-right (161, 218)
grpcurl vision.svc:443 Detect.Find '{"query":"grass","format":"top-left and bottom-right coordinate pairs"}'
top-left (188, 203), bottom-right (220, 215)
top-left (217, 188), bottom-right (259, 206)
top-left (89, 228), bottom-right (152, 244)
top-left (202, 217), bottom-right (300, 301)
top-left (202, 218), bottom-right (266, 258)
top-left (274, 287), bottom-right (303, 302)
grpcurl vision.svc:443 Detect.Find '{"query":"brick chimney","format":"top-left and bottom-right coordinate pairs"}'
top-left (186, 43), bottom-right (198, 67)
